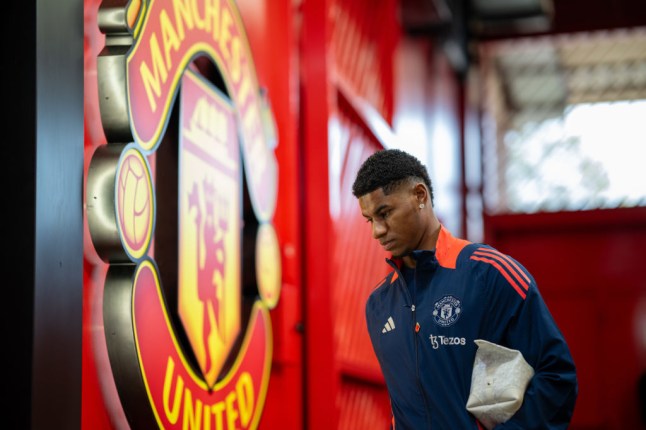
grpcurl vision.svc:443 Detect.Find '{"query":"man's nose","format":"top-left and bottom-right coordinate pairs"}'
top-left (372, 220), bottom-right (386, 238)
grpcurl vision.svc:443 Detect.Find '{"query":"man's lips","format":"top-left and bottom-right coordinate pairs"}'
top-left (380, 240), bottom-right (394, 251)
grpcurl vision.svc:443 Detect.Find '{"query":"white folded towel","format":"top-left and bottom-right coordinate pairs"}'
top-left (466, 339), bottom-right (535, 429)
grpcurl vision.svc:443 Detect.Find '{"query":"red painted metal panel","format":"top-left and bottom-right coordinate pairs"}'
top-left (299, 0), bottom-right (341, 428)
top-left (236, 0), bottom-right (305, 428)
top-left (330, 107), bottom-right (390, 380)
top-left (329, 109), bottom-right (393, 428)
top-left (327, 1), bottom-right (405, 428)
top-left (485, 207), bottom-right (646, 430)
top-left (338, 379), bottom-right (392, 430)
top-left (329, 0), bottom-right (399, 123)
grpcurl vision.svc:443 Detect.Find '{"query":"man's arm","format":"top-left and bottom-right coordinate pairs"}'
top-left (495, 272), bottom-right (578, 429)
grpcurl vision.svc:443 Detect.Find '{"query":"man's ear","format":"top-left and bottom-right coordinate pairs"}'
top-left (413, 182), bottom-right (428, 205)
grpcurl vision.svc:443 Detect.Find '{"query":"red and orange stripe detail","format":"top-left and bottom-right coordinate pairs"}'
top-left (470, 248), bottom-right (531, 299)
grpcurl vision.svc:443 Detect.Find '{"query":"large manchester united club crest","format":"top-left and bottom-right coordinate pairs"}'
top-left (85, 0), bottom-right (281, 428)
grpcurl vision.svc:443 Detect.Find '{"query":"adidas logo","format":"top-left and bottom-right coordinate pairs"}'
top-left (382, 316), bottom-right (395, 333)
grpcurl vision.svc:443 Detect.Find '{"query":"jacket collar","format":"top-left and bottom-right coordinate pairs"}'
top-left (388, 225), bottom-right (471, 270)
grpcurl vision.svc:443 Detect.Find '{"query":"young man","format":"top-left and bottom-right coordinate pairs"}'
top-left (352, 149), bottom-right (577, 429)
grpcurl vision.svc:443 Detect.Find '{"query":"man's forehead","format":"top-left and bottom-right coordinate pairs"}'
top-left (359, 187), bottom-right (402, 211)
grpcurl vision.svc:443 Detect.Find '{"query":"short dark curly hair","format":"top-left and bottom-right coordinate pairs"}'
top-left (352, 149), bottom-right (434, 204)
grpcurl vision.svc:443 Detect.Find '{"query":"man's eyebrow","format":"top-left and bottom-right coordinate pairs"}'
top-left (361, 203), bottom-right (389, 219)
top-left (373, 204), bottom-right (389, 214)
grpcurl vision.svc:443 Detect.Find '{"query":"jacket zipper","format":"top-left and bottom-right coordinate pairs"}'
top-left (388, 260), bottom-right (433, 426)
top-left (404, 265), bottom-right (432, 427)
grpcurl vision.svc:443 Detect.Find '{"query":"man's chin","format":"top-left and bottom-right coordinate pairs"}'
top-left (390, 250), bottom-right (410, 259)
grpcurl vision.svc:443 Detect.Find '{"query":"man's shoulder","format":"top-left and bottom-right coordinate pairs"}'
top-left (370, 270), bottom-right (398, 292)
top-left (364, 270), bottom-right (399, 304)
top-left (460, 243), bottom-right (494, 259)
top-left (462, 244), bottom-right (534, 300)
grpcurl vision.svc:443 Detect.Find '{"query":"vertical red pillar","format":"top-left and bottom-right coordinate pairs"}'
top-left (237, 0), bottom-right (307, 428)
top-left (300, 0), bottom-right (340, 428)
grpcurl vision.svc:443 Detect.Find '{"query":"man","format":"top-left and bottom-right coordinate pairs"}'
top-left (352, 148), bottom-right (577, 429)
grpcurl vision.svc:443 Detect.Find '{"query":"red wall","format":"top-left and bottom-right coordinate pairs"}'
top-left (80, 0), bottom-right (463, 428)
top-left (486, 208), bottom-right (646, 429)
top-left (235, 1), bottom-right (306, 428)
top-left (81, 1), bottom-right (646, 430)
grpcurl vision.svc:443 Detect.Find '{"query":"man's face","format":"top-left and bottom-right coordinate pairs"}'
top-left (358, 183), bottom-right (425, 258)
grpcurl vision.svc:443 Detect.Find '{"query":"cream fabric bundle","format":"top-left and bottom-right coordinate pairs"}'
top-left (466, 339), bottom-right (535, 429)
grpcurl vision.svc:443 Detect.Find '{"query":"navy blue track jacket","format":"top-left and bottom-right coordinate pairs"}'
top-left (366, 226), bottom-right (578, 429)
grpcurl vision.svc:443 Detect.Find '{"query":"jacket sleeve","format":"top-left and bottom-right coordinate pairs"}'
top-left (485, 259), bottom-right (578, 429)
